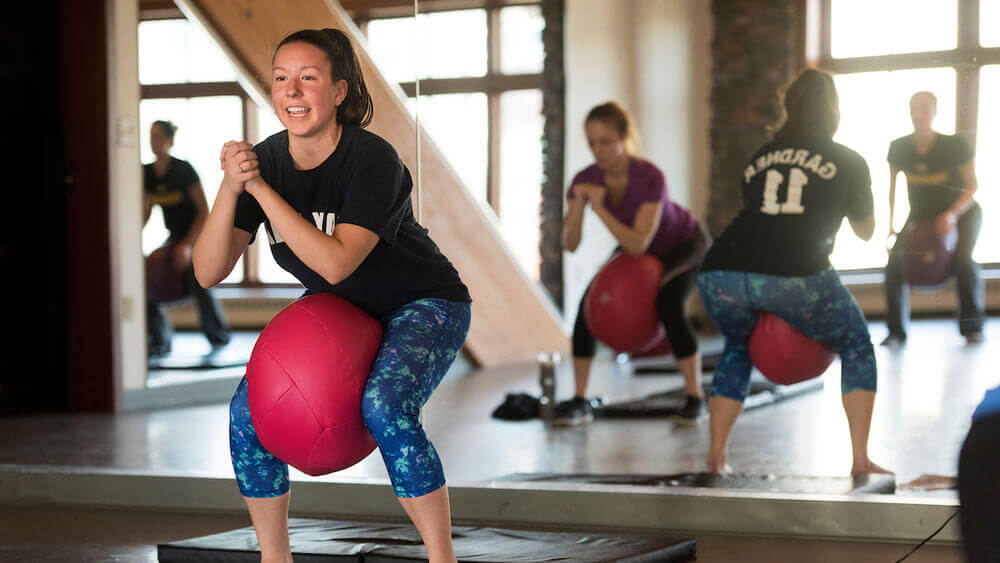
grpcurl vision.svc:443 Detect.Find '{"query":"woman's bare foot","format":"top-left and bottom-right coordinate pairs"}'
top-left (901, 474), bottom-right (957, 491)
top-left (851, 458), bottom-right (893, 476)
top-left (706, 453), bottom-right (732, 474)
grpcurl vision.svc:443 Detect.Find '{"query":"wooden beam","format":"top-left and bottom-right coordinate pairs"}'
top-left (140, 0), bottom-right (177, 10)
top-left (176, 0), bottom-right (569, 366)
top-left (141, 81), bottom-right (244, 99)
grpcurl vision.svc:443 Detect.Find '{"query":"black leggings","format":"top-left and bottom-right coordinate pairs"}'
top-left (572, 226), bottom-right (708, 360)
top-left (959, 412), bottom-right (1000, 562)
top-left (147, 265), bottom-right (231, 348)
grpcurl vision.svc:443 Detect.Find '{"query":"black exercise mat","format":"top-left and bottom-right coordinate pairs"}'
top-left (158, 518), bottom-right (696, 562)
top-left (595, 375), bottom-right (823, 418)
top-left (628, 339), bottom-right (725, 374)
top-left (497, 472), bottom-right (896, 495)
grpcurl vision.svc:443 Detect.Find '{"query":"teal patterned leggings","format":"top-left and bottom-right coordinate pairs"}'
top-left (229, 298), bottom-right (471, 499)
top-left (698, 269), bottom-right (876, 401)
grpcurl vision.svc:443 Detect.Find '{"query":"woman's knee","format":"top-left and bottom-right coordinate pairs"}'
top-left (229, 378), bottom-right (250, 425)
top-left (839, 340), bottom-right (877, 393)
top-left (361, 392), bottom-right (418, 442)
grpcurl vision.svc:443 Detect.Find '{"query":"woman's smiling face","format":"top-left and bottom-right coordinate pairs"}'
top-left (271, 41), bottom-right (346, 139)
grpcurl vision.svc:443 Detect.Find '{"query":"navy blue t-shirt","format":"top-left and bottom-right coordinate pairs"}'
top-left (702, 138), bottom-right (873, 277)
top-left (144, 157), bottom-right (200, 242)
top-left (887, 133), bottom-right (973, 220)
top-left (233, 126), bottom-right (470, 318)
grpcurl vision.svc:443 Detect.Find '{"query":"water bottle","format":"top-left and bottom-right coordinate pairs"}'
top-left (537, 352), bottom-right (561, 420)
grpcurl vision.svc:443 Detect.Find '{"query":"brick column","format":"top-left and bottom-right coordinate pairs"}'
top-left (708, 0), bottom-right (804, 235)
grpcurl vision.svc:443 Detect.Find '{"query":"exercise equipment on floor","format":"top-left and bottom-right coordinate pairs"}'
top-left (158, 518), bottom-right (696, 562)
top-left (630, 338), bottom-right (725, 374)
top-left (584, 252), bottom-right (671, 354)
top-left (146, 244), bottom-right (190, 303)
top-left (595, 373), bottom-right (822, 419)
top-left (247, 293), bottom-right (381, 476)
top-left (749, 312), bottom-right (834, 385)
top-left (492, 373), bottom-right (819, 421)
top-left (899, 221), bottom-right (958, 288)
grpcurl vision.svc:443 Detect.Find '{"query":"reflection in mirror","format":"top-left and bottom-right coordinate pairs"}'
top-left (113, 0), bottom-right (996, 557)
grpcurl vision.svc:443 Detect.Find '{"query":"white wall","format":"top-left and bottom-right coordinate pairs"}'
top-left (562, 0), bottom-right (711, 327)
top-left (563, 0), bottom-right (637, 326)
top-left (107, 0), bottom-right (146, 392)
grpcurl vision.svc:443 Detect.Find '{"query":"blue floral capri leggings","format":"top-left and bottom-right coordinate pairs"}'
top-left (229, 298), bottom-right (472, 499)
top-left (697, 269), bottom-right (876, 402)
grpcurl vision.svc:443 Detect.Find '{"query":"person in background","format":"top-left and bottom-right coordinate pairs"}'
top-left (144, 120), bottom-right (231, 356)
top-left (560, 101), bottom-right (710, 426)
top-left (882, 91), bottom-right (984, 346)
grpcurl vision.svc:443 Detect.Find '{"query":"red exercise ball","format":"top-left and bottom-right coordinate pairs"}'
top-left (900, 221), bottom-right (958, 288)
top-left (584, 252), bottom-right (665, 353)
top-left (632, 333), bottom-right (674, 359)
top-left (146, 244), bottom-right (190, 303)
top-left (749, 312), bottom-right (834, 385)
top-left (247, 293), bottom-right (380, 476)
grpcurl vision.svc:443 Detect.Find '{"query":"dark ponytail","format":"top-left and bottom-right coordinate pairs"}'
top-left (771, 68), bottom-right (840, 143)
top-left (275, 28), bottom-right (374, 128)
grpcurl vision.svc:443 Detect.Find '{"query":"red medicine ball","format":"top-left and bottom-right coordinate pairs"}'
top-left (749, 312), bottom-right (835, 386)
top-left (146, 244), bottom-right (189, 303)
top-left (247, 293), bottom-right (381, 476)
top-left (584, 252), bottom-right (666, 353)
top-left (900, 221), bottom-right (958, 288)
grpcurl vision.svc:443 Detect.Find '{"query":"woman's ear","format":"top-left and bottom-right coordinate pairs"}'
top-left (335, 78), bottom-right (348, 107)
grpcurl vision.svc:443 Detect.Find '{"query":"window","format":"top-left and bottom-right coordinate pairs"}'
top-left (139, 19), bottom-right (237, 84)
top-left (499, 89), bottom-right (544, 276)
top-left (829, 0), bottom-right (957, 58)
top-left (818, 0), bottom-right (1000, 270)
top-left (982, 0), bottom-right (1000, 47)
top-left (367, 11), bottom-right (488, 81)
top-left (360, 3), bottom-right (546, 279)
top-left (413, 93), bottom-right (490, 204)
top-left (976, 66), bottom-right (1000, 263)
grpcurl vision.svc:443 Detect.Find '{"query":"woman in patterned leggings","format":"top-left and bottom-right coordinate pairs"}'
top-left (193, 28), bottom-right (471, 563)
top-left (698, 69), bottom-right (890, 477)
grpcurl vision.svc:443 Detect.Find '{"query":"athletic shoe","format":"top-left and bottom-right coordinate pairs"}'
top-left (552, 397), bottom-right (594, 426)
top-left (148, 343), bottom-right (171, 357)
top-left (965, 332), bottom-right (985, 344)
top-left (671, 395), bottom-right (706, 425)
top-left (879, 334), bottom-right (906, 347)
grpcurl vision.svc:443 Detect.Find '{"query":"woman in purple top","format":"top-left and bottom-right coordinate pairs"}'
top-left (558, 101), bottom-right (710, 426)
